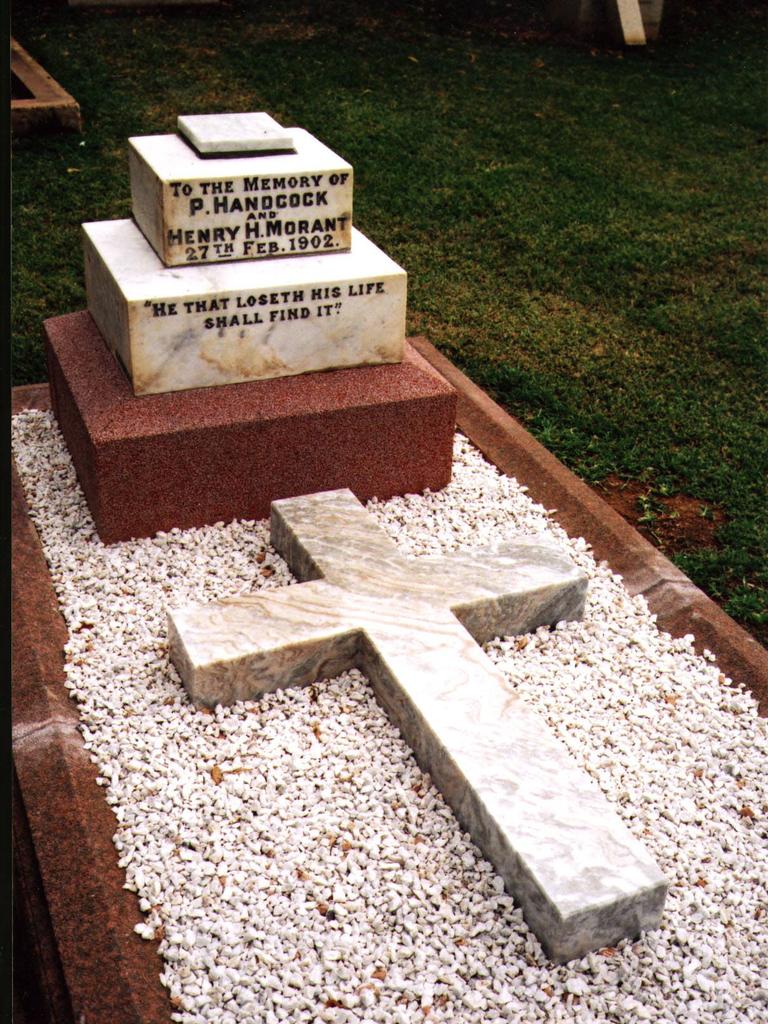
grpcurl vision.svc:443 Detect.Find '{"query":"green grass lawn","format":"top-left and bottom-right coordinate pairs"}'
top-left (11, 0), bottom-right (767, 645)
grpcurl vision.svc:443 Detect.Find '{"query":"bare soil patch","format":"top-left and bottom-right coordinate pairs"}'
top-left (594, 475), bottom-right (726, 555)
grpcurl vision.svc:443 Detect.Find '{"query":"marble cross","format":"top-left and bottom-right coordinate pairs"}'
top-left (168, 489), bottom-right (667, 962)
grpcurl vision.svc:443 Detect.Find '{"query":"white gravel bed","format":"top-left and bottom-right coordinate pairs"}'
top-left (12, 409), bottom-right (768, 1024)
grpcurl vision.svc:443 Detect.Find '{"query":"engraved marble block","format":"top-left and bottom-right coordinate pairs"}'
top-left (129, 125), bottom-right (352, 266)
top-left (83, 221), bottom-right (406, 396)
top-left (168, 489), bottom-right (668, 963)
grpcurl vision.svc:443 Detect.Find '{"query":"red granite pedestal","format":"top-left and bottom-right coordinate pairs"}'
top-left (45, 311), bottom-right (457, 543)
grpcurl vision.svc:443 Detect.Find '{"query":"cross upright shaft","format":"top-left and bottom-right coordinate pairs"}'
top-left (168, 489), bottom-right (667, 962)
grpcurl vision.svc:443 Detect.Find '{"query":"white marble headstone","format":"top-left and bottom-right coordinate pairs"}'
top-left (83, 221), bottom-right (406, 396)
top-left (130, 127), bottom-right (353, 267)
top-left (168, 489), bottom-right (668, 963)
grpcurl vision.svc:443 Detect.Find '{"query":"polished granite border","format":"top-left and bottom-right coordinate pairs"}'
top-left (12, 386), bottom-right (171, 1023)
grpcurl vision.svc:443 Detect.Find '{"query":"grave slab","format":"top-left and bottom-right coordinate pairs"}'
top-left (129, 127), bottom-right (352, 266)
top-left (169, 488), bottom-right (668, 964)
top-left (45, 312), bottom-right (456, 544)
top-left (12, 454), bottom-right (171, 1024)
top-left (83, 221), bottom-right (401, 395)
top-left (177, 111), bottom-right (294, 155)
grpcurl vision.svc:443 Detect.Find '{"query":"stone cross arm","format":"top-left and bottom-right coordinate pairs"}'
top-left (271, 487), bottom-right (589, 643)
top-left (168, 489), bottom-right (667, 963)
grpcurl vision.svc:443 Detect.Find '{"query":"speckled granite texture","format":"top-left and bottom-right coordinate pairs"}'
top-left (45, 311), bottom-right (456, 543)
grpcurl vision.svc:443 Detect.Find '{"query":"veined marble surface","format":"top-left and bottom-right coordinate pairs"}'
top-left (177, 111), bottom-right (294, 154)
top-left (168, 489), bottom-right (668, 962)
top-left (82, 222), bottom-right (405, 396)
top-left (130, 127), bottom-right (353, 266)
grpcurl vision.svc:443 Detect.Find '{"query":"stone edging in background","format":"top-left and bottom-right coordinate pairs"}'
top-left (11, 38), bottom-right (82, 137)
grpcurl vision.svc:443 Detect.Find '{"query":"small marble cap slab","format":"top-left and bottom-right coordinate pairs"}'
top-left (177, 112), bottom-right (294, 156)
